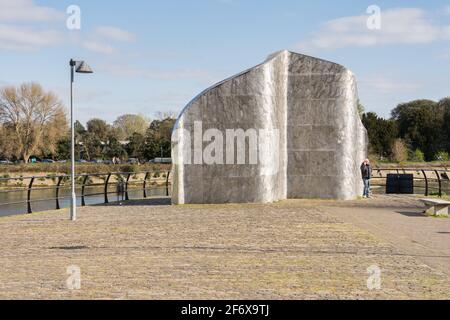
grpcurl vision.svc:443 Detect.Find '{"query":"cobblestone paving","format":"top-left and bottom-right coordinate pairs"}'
top-left (0, 196), bottom-right (448, 299)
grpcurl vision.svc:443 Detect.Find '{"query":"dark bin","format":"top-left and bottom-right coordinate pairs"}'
top-left (386, 174), bottom-right (414, 194)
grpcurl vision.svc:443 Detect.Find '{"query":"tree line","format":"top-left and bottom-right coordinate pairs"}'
top-left (361, 98), bottom-right (450, 162)
top-left (1, 82), bottom-right (449, 164)
top-left (0, 82), bottom-right (176, 163)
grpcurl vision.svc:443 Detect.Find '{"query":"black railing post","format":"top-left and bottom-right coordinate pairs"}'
top-left (435, 170), bottom-right (442, 198)
top-left (125, 173), bottom-right (131, 201)
top-left (421, 170), bottom-right (428, 196)
top-left (143, 172), bottom-right (149, 198)
top-left (0, 169), bottom-right (172, 215)
top-left (27, 177), bottom-right (35, 214)
top-left (165, 171), bottom-right (171, 196)
top-left (81, 175), bottom-right (89, 207)
top-left (56, 176), bottom-right (63, 210)
top-left (104, 173), bottom-right (111, 204)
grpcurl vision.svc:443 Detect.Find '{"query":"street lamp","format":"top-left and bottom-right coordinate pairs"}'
top-left (70, 59), bottom-right (93, 221)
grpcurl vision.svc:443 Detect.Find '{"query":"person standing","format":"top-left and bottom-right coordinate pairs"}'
top-left (360, 159), bottom-right (372, 198)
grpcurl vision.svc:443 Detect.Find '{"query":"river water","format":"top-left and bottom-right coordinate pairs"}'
top-left (0, 186), bottom-right (168, 217)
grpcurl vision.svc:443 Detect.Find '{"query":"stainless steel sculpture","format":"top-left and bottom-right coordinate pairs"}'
top-left (172, 50), bottom-right (368, 204)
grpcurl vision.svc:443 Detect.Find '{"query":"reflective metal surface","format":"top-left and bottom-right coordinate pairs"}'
top-left (172, 50), bottom-right (368, 204)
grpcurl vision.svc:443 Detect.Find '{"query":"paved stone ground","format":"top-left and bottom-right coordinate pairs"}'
top-left (0, 196), bottom-right (448, 300)
top-left (324, 195), bottom-right (450, 277)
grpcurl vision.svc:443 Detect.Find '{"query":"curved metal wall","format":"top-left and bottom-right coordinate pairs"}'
top-left (172, 51), bottom-right (368, 204)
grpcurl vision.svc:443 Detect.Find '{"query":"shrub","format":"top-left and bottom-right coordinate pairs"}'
top-left (409, 149), bottom-right (425, 162)
top-left (120, 164), bottom-right (139, 174)
top-left (435, 151), bottom-right (449, 162)
top-left (391, 139), bottom-right (408, 163)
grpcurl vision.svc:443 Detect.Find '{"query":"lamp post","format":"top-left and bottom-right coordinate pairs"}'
top-left (70, 59), bottom-right (93, 221)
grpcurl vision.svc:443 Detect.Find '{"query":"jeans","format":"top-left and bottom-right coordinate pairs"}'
top-left (363, 178), bottom-right (371, 197)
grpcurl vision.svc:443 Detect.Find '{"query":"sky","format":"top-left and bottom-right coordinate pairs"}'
top-left (1, 0), bottom-right (450, 124)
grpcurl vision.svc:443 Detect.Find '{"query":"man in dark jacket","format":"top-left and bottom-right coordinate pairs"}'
top-left (360, 159), bottom-right (372, 198)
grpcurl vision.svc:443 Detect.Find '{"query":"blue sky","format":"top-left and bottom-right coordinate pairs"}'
top-left (1, 0), bottom-right (450, 124)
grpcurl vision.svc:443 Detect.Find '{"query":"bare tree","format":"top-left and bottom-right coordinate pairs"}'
top-left (113, 114), bottom-right (150, 140)
top-left (0, 83), bottom-right (67, 162)
top-left (391, 138), bottom-right (408, 163)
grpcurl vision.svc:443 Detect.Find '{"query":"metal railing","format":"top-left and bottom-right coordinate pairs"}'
top-left (0, 171), bottom-right (171, 215)
top-left (0, 167), bottom-right (448, 216)
top-left (371, 167), bottom-right (449, 197)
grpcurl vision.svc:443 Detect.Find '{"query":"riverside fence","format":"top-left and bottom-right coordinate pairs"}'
top-left (0, 171), bottom-right (171, 216)
top-left (370, 167), bottom-right (449, 197)
top-left (0, 167), bottom-right (448, 216)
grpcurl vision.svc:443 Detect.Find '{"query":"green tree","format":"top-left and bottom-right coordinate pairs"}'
top-left (438, 97), bottom-right (450, 153)
top-left (104, 137), bottom-right (127, 159)
top-left (361, 112), bottom-right (398, 159)
top-left (435, 151), bottom-right (449, 162)
top-left (83, 118), bottom-right (112, 160)
top-left (74, 120), bottom-right (86, 135)
top-left (126, 132), bottom-right (146, 159)
top-left (357, 100), bottom-right (365, 117)
top-left (409, 149), bottom-right (425, 162)
top-left (55, 137), bottom-right (71, 160)
top-left (86, 118), bottom-right (110, 141)
top-left (391, 99), bottom-right (444, 161)
top-left (83, 132), bottom-right (103, 160)
top-left (143, 117), bottom-right (176, 160)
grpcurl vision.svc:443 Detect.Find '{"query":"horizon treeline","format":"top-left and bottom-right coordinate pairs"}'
top-left (1, 82), bottom-right (449, 163)
top-left (0, 82), bottom-right (176, 163)
top-left (361, 97), bottom-right (450, 163)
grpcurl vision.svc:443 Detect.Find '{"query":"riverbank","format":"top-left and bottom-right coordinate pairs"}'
top-left (372, 161), bottom-right (450, 169)
top-left (0, 161), bottom-right (447, 176)
top-left (0, 163), bottom-right (170, 175)
top-left (0, 163), bottom-right (171, 187)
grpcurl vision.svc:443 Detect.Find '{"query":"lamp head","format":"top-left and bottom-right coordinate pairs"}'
top-left (75, 61), bottom-right (94, 74)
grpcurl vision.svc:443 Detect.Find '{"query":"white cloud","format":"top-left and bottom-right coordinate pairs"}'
top-left (0, 23), bottom-right (62, 50)
top-left (0, 0), bottom-right (64, 50)
top-left (446, 6), bottom-right (450, 15)
top-left (95, 26), bottom-right (136, 42)
top-left (0, 0), bottom-right (64, 22)
top-left (0, 1), bottom-right (134, 54)
top-left (360, 75), bottom-right (422, 94)
top-left (80, 40), bottom-right (117, 55)
top-left (297, 8), bottom-right (450, 51)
